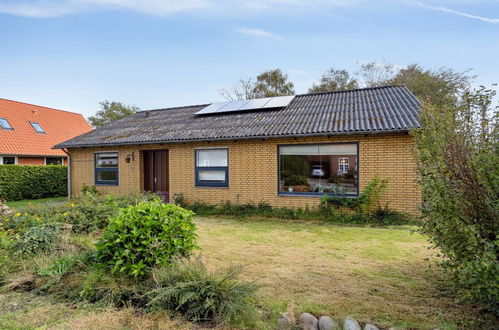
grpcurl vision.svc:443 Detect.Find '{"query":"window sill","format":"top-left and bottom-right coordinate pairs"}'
top-left (95, 183), bottom-right (119, 186)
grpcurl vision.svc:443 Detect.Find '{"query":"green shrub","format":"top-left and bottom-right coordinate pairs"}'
top-left (283, 174), bottom-right (309, 187)
top-left (147, 259), bottom-right (258, 325)
top-left (95, 201), bottom-right (197, 278)
top-left (10, 223), bottom-right (62, 256)
top-left (81, 184), bottom-right (100, 196)
top-left (0, 165), bottom-right (67, 201)
top-left (413, 86), bottom-right (499, 311)
top-left (172, 193), bottom-right (186, 208)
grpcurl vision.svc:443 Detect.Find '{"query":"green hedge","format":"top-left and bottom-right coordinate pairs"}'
top-left (0, 165), bottom-right (67, 201)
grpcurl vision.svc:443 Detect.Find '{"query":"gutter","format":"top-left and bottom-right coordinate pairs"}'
top-left (61, 148), bottom-right (71, 199)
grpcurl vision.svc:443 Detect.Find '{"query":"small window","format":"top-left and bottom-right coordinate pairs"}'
top-left (95, 152), bottom-right (119, 185)
top-left (1, 156), bottom-right (16, 165)
top-left (195, 148), bottom-right (228, 187)
top-left (0, 118), bottom-right (13, 130)
top-left (30, 122), bottom-right (45, 133)
top-left (46, 157), bottom-right (64, 165)
top-left (338, 158), bottom-right (349, 174)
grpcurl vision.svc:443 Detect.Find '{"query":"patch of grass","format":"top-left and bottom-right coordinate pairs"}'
top-left (195, 216), bottom-right (494, 329)
top-left (5, 197), bottom-right (67, 210)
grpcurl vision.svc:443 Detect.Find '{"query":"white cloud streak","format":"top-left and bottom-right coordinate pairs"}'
top-left (0, 0), bottom-right (360, 18)
top-left (0, 0), bottom-right (209, 18)
top-left (415, 2), bottom-right (499, 24)
top-left (236, 27), bottom-right (277, 38)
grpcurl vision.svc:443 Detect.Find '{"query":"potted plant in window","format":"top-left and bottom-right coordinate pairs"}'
top-left (283, 175), bottom-right (310, 193)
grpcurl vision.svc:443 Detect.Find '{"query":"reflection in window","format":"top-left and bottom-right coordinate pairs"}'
top-left (279, 143), bottom-right (358, 195)
top-left (1, 157), bottom-right (16, 165)
top-left (95, 152), bottom-right (118, 185)
top-left (0, 118), bottom-right (13, 130)
top-left (195, 148), bottom-right (228, 187)
top-left (46, 157), bottom-right (64, 165)
top-left (30, 122), bottom-right (45, 133)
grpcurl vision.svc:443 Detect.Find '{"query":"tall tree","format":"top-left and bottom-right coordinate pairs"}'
top-left (252, 69), bottom-right (295, 98)
top-left (88, 101), bottom-right (139, 128)
top-left (308, 68), bottom-right (359, 93)
top-left (357, 61), bottom-right (396, 88)
top-left (388, 64), bottom-right (474, 105)
top-left (219, 77), bottom-right (257, 101)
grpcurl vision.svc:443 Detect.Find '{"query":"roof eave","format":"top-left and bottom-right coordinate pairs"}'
top-left (54, 128), bottom-right (416, 149)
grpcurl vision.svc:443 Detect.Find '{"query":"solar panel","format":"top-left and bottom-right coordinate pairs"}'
top-left (195, 95), bottom-right (294, 115)
top-left (194, 101), bottom-right (230, 115)
top-left (262, 95), bottom-right (295, 108)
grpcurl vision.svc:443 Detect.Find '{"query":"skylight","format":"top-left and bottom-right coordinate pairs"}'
top-left (0, 118), bottom-right (13, 130)
top-left (30, 122), bottom-right (45, 133)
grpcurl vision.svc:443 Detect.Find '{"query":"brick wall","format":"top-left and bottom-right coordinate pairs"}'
top-left (68, 133), bottom-right (421, 214)
top-left (18, 157), bottom-right (45, 165)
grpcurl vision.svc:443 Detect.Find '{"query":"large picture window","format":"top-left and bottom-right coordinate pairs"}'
top-left (95, 152), bottom-right (119, 185)
top-left (195, 148), bottom-right (228, 187)
top-left (279, 143), bottom-right (358, 195)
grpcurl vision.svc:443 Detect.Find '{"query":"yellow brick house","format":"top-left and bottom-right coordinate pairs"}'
top-left (54, 86), bottom-right (421, 214)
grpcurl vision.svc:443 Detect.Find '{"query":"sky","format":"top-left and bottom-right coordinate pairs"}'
top-left (0, 0), bottom-right (498, 118)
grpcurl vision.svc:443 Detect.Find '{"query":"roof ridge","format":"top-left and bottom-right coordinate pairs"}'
top-left (139, 103), bottom-right (210, 113)
top-left (296, 84), bottom-right (407, 97)
top-left (0, 97), bottom-right (86, 117)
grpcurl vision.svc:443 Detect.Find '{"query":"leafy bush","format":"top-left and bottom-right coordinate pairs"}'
top-left (81, 184), bottom-right (100, 196)
top-left (283, 174), bottom-right (309, 187)
top-left (10, 223), bottom-right (62, 256)
top-left (414, 86), bottom-right (499, 310)
top-left (95, 201), bottom-right (197, 278)
top-left (147, 259), bottom-right (258, 325)
top-left (0, 165), bottom-right (67, 201)
top-left (172, 193), bottom-right (186, 208)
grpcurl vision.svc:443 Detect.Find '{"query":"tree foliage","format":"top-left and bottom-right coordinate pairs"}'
top-left (88, 101), bottom-right (139, 128)
top-left (219, 77), bottom-right (257, 101)
top-left (308, 68), bottom-right (359, 93)
top-left (413, 85), bottom-right (499, 310)
top-left (253, 69), bottom-right (295, 98)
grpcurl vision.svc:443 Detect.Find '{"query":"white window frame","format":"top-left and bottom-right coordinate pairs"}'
top-left (0, 156), bottom-right (18, 165)
top-left (338, 157), bottom-right (349, 174)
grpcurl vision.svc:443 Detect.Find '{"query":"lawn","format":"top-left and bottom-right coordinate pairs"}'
top-left (5, 197), bottom-right (67, 209)
top-left (0, 215), bottom-right (488, 329)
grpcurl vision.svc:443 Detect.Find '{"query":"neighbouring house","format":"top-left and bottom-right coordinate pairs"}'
top-left (0, 98), bottom-right (92, 165)
top-left (55, 86), bottom-right (422, 213)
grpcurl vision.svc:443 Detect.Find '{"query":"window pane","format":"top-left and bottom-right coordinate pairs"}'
top-left (96, 170), bottom-right (118, 181)
top-left (198, 169), bottom-right (225, 183)
top-left (197, 149), bottom-right (227, 167)
top-left (96, 153), bottom-right (118, 168)
top-left (46, 157), bottom-right (63, 165)
top-left (31, 122), bottom-right (45, 133)
top-left (0, 118), bottom-right (12, 129)
top-left (279, 144), bottom-right (358, 195)
top-left (2, 157), bottom-right (15, 165)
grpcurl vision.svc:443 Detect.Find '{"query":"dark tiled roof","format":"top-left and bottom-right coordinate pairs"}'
top-left (54, 86), bottom-right (420, 148)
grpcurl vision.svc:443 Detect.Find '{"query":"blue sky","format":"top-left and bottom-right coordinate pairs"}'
top-left (0, 0), bottom-right (498, 117)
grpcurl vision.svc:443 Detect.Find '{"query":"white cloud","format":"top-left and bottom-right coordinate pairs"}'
top-left (415, 2), bottom-right (499, 24)
top-left (0, 0), bottom-right (209, 18)
top-left (236, 27), bottom-right (277, 38)
top-left (0, 0), bottom-right (361, 18)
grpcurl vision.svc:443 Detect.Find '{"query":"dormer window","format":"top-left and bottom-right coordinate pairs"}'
top-left (30, 122), bottom-right (45, 134)
top-left (0, 118), bottom-right (13, 130)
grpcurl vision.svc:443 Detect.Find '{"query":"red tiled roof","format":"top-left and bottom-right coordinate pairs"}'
top-left (0, 98), bottom-right (92, 156)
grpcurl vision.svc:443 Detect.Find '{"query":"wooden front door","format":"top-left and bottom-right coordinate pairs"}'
top-left (143, 150), bottom-right (169, 202)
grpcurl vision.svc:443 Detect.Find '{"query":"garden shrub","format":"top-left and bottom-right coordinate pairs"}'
top-left (10, 223), bottom-right (62, 256)
top-left (414, 86), bottom-right (499, 311)
top-left (147, 258), bottom-right (258, 325)
top-left (283, 174), bottom-right (309, 187)
top-left (0, 165), bottom-right (67, 201)
top-left (95, 201), bottom-right (197, 278)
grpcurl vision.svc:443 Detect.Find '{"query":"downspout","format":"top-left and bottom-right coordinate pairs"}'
top-left (61, 148), bottom-right (71, 199)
